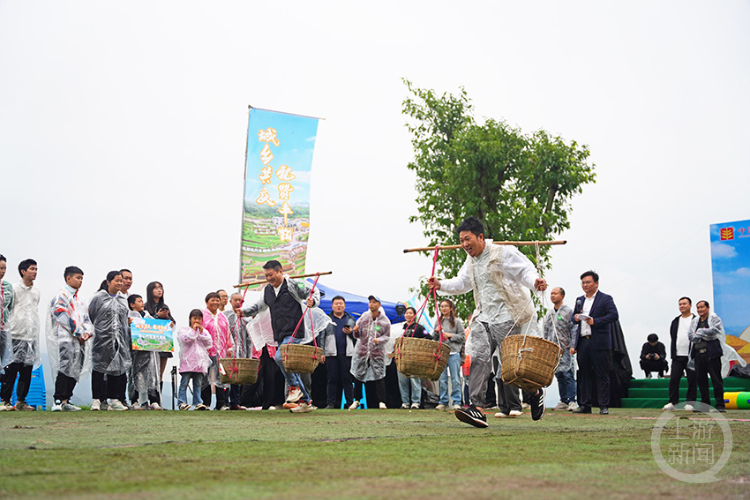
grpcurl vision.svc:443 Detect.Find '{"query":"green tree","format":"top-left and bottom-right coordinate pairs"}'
top-left (403, 79), bottom-right (596, 319)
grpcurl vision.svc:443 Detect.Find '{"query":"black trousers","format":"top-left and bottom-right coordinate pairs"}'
top-left (201, 380), bottom-right (227, 410)
top-left (54, 372), bottom-right (78, 402)
top-left (576, 338), bottom-right (611, 408)
top-left (640, 358), bottom-right (668, 375)
top-left (92, 371), bottom-right (127, 402)
top-left (326, 355), bottom-right (353, 407)
top-left (354, 378), bottom-right (386, 407)
top-left (695, 353), bottom-right (724, 409)
top-left (668, 356), bottom-right (697, 405)
top-left (0, 362), bottom-right (33, 403)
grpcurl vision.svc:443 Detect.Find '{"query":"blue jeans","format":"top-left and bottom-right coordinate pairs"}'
top-left (274, 335), bottom-right (312, 403)
top-left (439, 353), bottom-right (462, 405)
top-left (178, 372), bottom-right (203, 406)
top-left (397, 371), bottom-right (421, 405)
top-left (556, 366), bottom-right (576, 404)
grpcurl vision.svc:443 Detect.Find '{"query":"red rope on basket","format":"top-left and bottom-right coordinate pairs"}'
top-left (403, 246), bottom-right (447, 369)
top-left (286, 273), bottom-right (322, 361)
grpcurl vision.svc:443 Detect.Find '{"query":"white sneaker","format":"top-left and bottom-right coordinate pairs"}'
top-left (401, 403), bottom-right (409, 409)
top-left (684, 404), bottom-right (694, 412)
top-left (662, 402), bottom-right (675, 411)
top-left (452, 404), bottom-right (462, 411)
top-left (435, 404), bottom-right (446, 411)
top-left (495, 412), bottom-right (509, 418)
top-left (348, 400), bottom-right (360, 410)
top-left (286, 387), bottom-right (303, 404)
top-left (51, 401), bottom-right (63, 412)
top-left (107, 399), bottom-right (128, 411)
top-left (521, 403), bottom-right (530, 410)
top-left (290, 401), bottom-right (313, 413)
top-left (553, 401), bottom-right (568, 411)
top-left (379, 402), bottom-right (387, 409)
top-left (568, 402), bottom-right (578, 412)
top-left (410, 403), bottom-right (419, 410)
top-left (267, 406), bottom-right (277, 411)
top-left (62, 402), bottom-right (81, 412)
top-left (509, 410), bottom-right (523, 417)
top-left (90, 399), bottom-right (101, 411)
top-left (151, 402), bottom-right (162, 411)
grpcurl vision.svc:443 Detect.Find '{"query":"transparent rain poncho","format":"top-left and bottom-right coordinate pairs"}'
top-left (351, 307), bottom-right (391, 382)
top-left (46, 286), bottom-right (94, 381)
top-left (225, 311), bottom-right (252, 358)
top-left (465, 318), bottom-right (523, 367)
top-left (6, 282), bottom-right (41, 368)
top-left (543, 305), bottom-right (575, 373)
top-left (0, 280), bottom-right (13, 373)
top-left (177, 326), bottom-right (212, 374)
top-left (128, 312), bottom-right (160, 396)
top-left (88, 290), bottom-right (132, 376)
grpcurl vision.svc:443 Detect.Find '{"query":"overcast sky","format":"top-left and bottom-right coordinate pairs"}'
top-left (1, 1), bottom-right (749, 402)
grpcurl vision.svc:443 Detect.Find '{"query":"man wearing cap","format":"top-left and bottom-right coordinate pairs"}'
top-left (427, 217), bottom-right (548, 428)
top-left (350, 295), bottom-right (391, 409)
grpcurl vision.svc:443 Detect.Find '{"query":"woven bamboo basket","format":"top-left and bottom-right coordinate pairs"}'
top-left (500, 335), bottom-right (562, 393)
top-left (394, 337), bottom-right (451, 381)
top-left (280, 344), bottom-right (323, 374)
top-left (219, 358), bottom-right (260, 385)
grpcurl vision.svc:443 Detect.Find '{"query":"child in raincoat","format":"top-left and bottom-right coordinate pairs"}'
top-left (0, 258), bottom-right (41, 411)
top-left (177, 309), bottom-right (213, 410)
top-left (127, 295), bottom-right (161, 410)
top-left (48, 266), bottom-right (93, 411)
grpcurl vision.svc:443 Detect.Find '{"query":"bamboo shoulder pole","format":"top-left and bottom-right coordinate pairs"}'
top-left (403, 240), bottom-right (566, 253)
top-left (234, 271), bottom-right (332, 288)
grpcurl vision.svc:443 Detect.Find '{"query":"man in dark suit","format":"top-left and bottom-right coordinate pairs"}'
top-left (570, 270), bottom-right (619, 415)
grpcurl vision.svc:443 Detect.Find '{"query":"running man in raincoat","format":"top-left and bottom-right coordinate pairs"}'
top-left (351, 295), bottom-right (391, 409)
top-left (0, 258), bottom-right (41, 411)
top-left (427, 217), bottom-right (548, 428)
top-left (48, 266), bottom-right (93, 411)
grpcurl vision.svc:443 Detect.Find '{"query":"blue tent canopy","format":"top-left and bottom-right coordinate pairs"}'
top-left (306, 279), bottom-right (405, 323)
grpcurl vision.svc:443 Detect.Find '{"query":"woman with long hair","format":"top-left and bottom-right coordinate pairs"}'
top-left (88, 271), bottom-right (131, 411)
top-left (145, 281), bottom-right (175, 409)
top-left (434, 298), bottom-right (465, 411)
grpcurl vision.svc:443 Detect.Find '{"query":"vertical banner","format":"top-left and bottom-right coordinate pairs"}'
top-left (240, 108), bottom-right (320, 282)
top-left (710, 219), bottom-right (750, 364)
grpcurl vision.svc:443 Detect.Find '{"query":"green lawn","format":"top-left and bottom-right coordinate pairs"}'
top-left (1, 408), bottom-right (748, 499)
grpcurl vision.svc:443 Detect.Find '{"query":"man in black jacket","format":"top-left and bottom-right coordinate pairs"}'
top-left (662, 297), bottom-right (696, 411)
top-left (571, 270), bottom-right (619, 415)
top-left (640, 334), bottom-right (668, 378)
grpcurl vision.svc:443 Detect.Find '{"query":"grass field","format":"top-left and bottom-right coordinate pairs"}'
top-left (1, 408), bottom-right (748, 499)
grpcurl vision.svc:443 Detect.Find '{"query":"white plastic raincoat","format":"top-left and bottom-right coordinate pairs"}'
top-left (7, 281), bottom-right (41, 368)
top-left (128, 312), bottom-right (160, 396)
top-left (88, 290), bottom-right (132, 376)
top-left (0, 280), bottom-right (13, 372)
top-left (351, 307), bottom-right (391, 382)
top-left (46, 285), bottom-right (94, 381)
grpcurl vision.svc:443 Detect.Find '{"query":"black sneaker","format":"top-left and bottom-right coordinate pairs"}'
top-left (454, 404), bottom-right (489, 428)
top-left (529, 388), bottom-right (546, 421)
